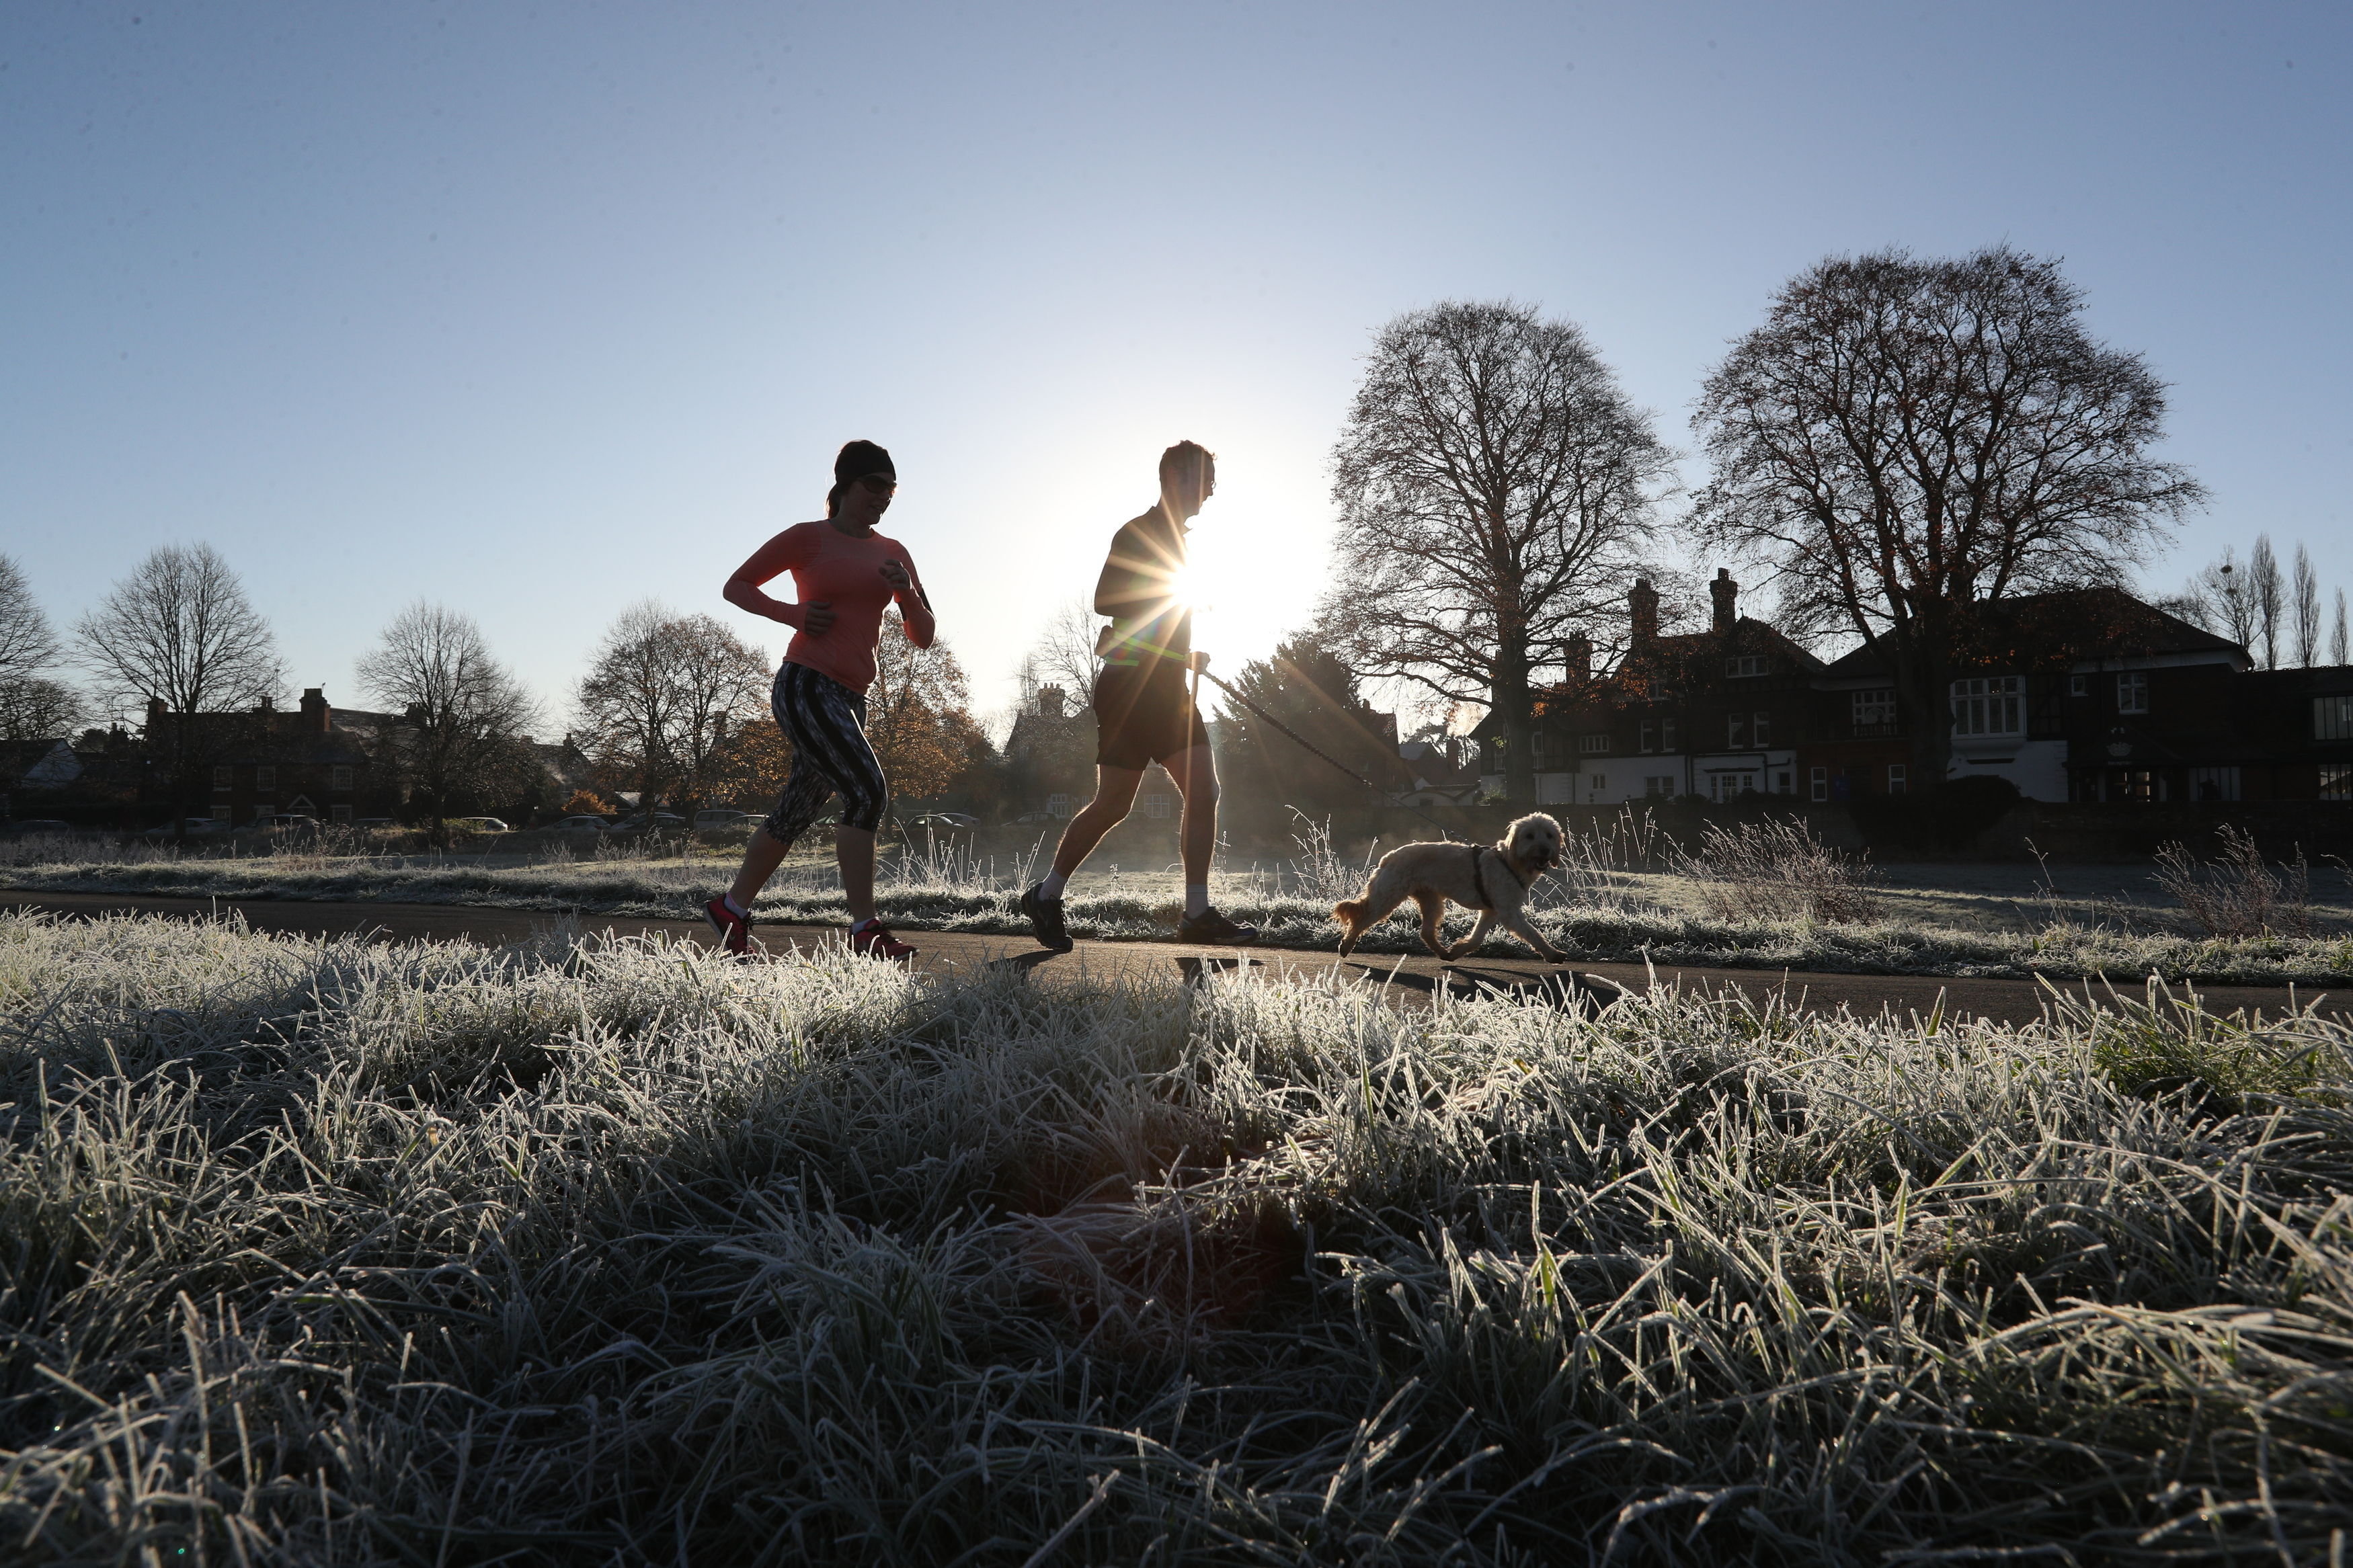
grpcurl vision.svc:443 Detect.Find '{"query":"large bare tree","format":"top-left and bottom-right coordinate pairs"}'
top-left (76, 544), bottom-right (281, 831)
top-left (1014, 597), bottom-right (1103, 716)
top-left (0, 554), bottom-right (80, 741)
top-left (1689, 247), bottom-right (2203, 785)
top-left (1324, 300), bottom-right (1671, 801)
top-left (356, 602), bottom-right (542, 835)
top-left (575, 604), bottom-right (768, 818)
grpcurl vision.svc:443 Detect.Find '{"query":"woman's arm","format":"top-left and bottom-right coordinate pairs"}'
top-left (883, 550), bottom-right (936, 649)
top-left (723, 527), bottom-right (823, 631)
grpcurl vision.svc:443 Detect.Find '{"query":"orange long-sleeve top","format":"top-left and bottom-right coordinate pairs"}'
top-left (724, 520), bottom-right (935, 693)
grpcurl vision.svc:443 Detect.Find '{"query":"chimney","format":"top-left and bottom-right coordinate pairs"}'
top-left (145, 695), bottom-right (167, 732)
top-left (1629, 579), bottom-right (1660, 646)
top-left (1710, 569), bottom-right (1739, 634)
top-left (1566, 633), bottom-right (1592, 684)
top-left (301, 687), bottom-right (331, 734)
top-left (1037, 684), bottom-right (1066, 720)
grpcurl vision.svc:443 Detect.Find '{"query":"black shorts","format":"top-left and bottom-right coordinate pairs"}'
top-left (1093, 661), bottom-right (1207, 770)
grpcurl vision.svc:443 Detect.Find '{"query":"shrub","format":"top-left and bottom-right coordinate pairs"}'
top-left (1677, 815), bottom-right (1882, 923)
top-left (2151, 823), bottom-right (2314, 937)
top-left (563, 788), bottom-right (614, 817)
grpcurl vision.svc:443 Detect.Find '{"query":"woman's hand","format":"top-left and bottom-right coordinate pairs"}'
top-left (800, 601), bottom-right (836, 634)
top-left (879, 559), bottom-right (912, 593)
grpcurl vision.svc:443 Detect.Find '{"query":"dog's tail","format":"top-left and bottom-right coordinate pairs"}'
top-left (1332, 897), bottom-right (1368, 927)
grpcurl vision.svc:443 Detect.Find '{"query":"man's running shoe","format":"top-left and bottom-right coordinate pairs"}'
top-left (1176, 907), bottom-right (1259, 946)
top-left (703, 894), bottom-right (752, 958)
top-left (850, 919), bottom-right (917, 961)
top-left (1019, 882), bottom-right (1074, 952)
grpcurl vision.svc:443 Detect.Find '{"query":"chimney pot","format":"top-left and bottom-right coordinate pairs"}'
top-left (1566, 633), bottom-right (1593, 684)
top-left (1710, 568), bottom-right (1739, 634)
top-left (1629, 578), bottom-right (1660, 645)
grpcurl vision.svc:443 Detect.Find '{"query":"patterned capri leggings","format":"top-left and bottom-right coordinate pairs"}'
top-left (762, 660), bottom-right (889, 841)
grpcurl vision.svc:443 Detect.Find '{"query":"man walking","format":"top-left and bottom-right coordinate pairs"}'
top-left (1020, 441), bottom-right (1257, 951)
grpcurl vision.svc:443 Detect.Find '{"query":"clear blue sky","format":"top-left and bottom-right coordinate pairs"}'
top-left (7, 1), bottom-right (2348, 732)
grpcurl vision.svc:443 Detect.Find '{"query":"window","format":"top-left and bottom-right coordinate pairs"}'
top-left (1775, 770), bottom-right (1794, 794)
top-left (1851, 690), bottom-right (1897, 727)
top-left (1640, 720), bottom-right (1657, 753)
top-left (212, 766), bottom-right (232, 791)
top-left (1529, 731), bottom-right (1547, 758)
top-left (2116, 672), bottom-right (2149, 714)
top-left (1886, 765), bottom-right (1907, 796)
top-left (2070, 675), bottom-right (2089, 697)
top-left (329, 804), bottom-right (354, 824)
top-left (2322, 765), bottom-right (2353, 802)
top-left (1661, 718), bottom-right (1677, 751)
top-left (1586, 773), bottom-right (1607, 795)
top-left (1810, 766), bottom-right (1829, 802)
top-left (2315, 694), bottom-right (2353, 741)
top-left (1727, 714), bottom-right (1747, 747)
top-left (1645, 776), bottom-right (1676, 798)
top-left (251, 803), bottom-right (274, 822)
top-left (1950, 676), bottom-right (2024, 737)
top-left (1046, 793), bottom-right (1072, 819)
top-left (1143, 793), bottom-right (1172, 819)
top-left (254, 766), bottom-right (276, 790)
top-left (1751, 710), bottom-right (1771, 746)
top-left (1579, 733), bottom-right (1609, 754)
top-left (1710, 771), bottom-right (1759, 802)
top-left (331, 765), bottom-right (354, 791)
top-left (1726, 655), bottom-right (1765, 677)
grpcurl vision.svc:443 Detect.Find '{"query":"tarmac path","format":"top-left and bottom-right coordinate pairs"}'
top-left (7, 889), bottom-right (2345, 1028)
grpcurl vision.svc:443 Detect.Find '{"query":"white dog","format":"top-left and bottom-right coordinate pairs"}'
top-left (1333, 813), bottom-right (1569, 962)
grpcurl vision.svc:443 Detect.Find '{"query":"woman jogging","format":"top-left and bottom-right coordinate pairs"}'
top-left (705, 439), bottom-right (934, 960)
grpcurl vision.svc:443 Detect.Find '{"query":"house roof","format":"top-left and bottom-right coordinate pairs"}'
top-left (1819, 587), bottom-right (2247, 680)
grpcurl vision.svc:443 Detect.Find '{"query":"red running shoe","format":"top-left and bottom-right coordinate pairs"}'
top-left (850, 919), bottom-right (916, 961)
top-left (703, 894), bottom-right (752, 958)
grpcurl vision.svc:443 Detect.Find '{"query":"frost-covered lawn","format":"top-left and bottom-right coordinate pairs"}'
top-left (7, 835), bottom-right (2353, 984)
top-left (0, 909), bottom-right (2346, 1565)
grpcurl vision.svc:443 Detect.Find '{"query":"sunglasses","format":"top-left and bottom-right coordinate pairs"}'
top-left (856, 474), bottom-right (897, 494)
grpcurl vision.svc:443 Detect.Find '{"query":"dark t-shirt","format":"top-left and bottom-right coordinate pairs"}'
top-left (1094, 505), bottom-right (1191, 675)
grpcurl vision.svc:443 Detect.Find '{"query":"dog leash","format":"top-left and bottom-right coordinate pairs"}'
top-left (1192, 664), bottom-right (1464, 840)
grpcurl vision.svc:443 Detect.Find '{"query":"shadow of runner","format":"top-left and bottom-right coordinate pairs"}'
top-left (1344, 962), bottom-right (1485, 1001)
top-left (1176, 956), bottom-right (1265, 985)
top-left (986, 950), bottom-right (1062, 979)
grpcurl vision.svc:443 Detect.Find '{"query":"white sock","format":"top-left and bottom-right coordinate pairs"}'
top-left (1185, 882), bottom-right (1209, 919)
top-left (851, 915), bottom-right (878, 932)
top-left (1039, 870), bottom-right (1068, 901)
top-left (722, 893), bottom-right (748, 918)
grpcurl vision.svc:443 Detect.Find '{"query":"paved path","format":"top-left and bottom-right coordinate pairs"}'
top-left (6, 889), bottom-right (2344, 1028)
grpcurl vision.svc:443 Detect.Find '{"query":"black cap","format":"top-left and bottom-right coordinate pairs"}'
top-left (834, 440), bottom-right (895, 485)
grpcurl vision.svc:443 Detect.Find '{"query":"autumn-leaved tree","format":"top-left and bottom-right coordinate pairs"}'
top-left (1324, 300), bottom-right (1671, 802)
top-left (868, 611), bottom-right (984, 810)
top-left (1689, 247), bottom-right (2202, 786)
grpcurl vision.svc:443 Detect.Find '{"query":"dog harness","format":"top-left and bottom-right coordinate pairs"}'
top-left (1464, 845), bottom-right (1534, 911)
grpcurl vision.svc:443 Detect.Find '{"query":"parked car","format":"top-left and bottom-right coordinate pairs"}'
top-left (906, 811), bottom-right (978, 830)
top-left (545, 815), bottom-right (610, 833)
top-left (3, 819), bottom-right (81, 838)
top-left (692, 809), bottom-right (758, 829)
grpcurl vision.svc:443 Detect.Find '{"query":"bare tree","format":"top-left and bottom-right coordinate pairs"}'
top-left (0, 554), bottom-right (80, 741)
top-left (2247, 536), bottom-right (2283, 669)
top-left (575, 603), bottom-right (768, 819)
top-left (356, 602), bottom-right (542, 836)
top-left (1324, 300), bottom-right (1672, 801)
top-left (1014, 597), bottom-right (1103, 713)
top-left (2178, 548), bottom-right (2260, 650)
top-left (2292, 544), bottom-right (2321, 667)
top-left (1689, 247), bottom-right (2202, 786)
top-left (2336, 588), bottom-right (2349, 667)
top-left (76, 544), bottom-right (281, 832)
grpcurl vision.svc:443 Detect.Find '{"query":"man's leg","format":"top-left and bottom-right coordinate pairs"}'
top-left (1167, 742), bottom-right (1257, 943)
top-left (1047, 766), bottom-right (1145, 886)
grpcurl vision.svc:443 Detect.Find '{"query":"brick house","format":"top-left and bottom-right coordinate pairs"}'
top-left (1476, 575), bottom-right (2351, 808)
top-left (145, 687), bottom-right (397, 825)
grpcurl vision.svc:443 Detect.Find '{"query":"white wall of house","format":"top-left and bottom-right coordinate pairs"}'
top-left (1691, 750), bottom-right (1799, 801)
top-left (1947, 738), bottom-right (2067, 800)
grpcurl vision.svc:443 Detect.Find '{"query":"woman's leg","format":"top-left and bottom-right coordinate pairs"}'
top-left (778, 663), bottom-right (891, 925)
top-left (727, 827), bottom-right (793, 910)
